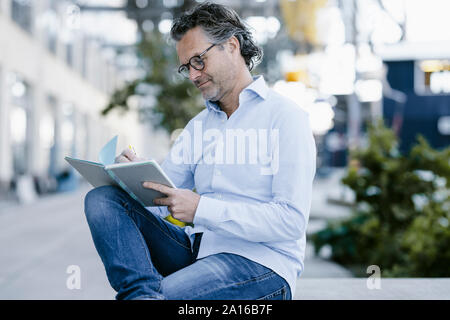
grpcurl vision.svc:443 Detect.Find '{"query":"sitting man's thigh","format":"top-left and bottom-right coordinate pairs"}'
top-left (160, 253), bottom-right (290, 300)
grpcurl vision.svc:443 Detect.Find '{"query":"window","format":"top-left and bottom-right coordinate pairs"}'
top-left (66, 43), bottom-right (74, 67)
top-left (44, 0), bottom-right (58, 54)
top-left (61, 102), bottom-right (75, 160)
top-left (40, 96), bottom-right (56, 174)
top-left (75, 113), bottom-right (88, 159)
top-left (81, 37), bottom-right (88, 79)
top-left (11, 0), bottom-right (33, 34)
top-left (8, 73), bottom-right (32, 175)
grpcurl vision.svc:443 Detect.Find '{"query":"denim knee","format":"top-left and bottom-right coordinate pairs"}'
top-left (84, 185), bottom-right (124, 225)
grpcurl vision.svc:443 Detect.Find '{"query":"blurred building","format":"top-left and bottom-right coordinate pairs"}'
top-left (0, 0), bottom-right (167, 201)
top-left (376, 42), bottom-right (450, 153)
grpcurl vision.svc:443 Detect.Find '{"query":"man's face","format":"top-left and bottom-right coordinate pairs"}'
top-left (176, 26), bottom-right (236, 102)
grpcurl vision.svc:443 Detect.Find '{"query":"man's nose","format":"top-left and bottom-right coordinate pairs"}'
top-left (189, 67), bottom-right (202, 82)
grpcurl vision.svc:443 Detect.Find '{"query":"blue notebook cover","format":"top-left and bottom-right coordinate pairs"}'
top-left (65, 136), bottom-right (176, 207)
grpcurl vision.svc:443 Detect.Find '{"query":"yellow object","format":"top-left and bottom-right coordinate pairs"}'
top-left (285, 69), bottom-right (309, 83)
top-left (279, 0), bottom-right (328, 46)
top-left (285, 71), bottom-right (301, 82)
top-left (165, 214), bottom-right (186, 227)
top-left (420, 60), bottom-right (450, 73)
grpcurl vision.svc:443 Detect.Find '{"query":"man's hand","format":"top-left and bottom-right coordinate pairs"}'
top-left (142, 182), bottom-right (200, 223)
top-left (115, 148), bottom-right (145, 163)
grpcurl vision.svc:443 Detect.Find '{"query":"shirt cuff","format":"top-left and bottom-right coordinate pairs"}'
top-left (193, 195), bottom-right (225, 227)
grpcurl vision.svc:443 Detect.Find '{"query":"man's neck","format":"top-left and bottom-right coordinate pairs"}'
top-left (218, 71), bottom-right (254, 118)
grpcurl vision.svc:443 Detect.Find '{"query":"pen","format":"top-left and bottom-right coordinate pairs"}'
top-left (128, 144), bottom-right (136, 155)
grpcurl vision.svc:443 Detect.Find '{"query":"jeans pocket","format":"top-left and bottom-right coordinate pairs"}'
top-left (258, 286), bottom-right (288, 300)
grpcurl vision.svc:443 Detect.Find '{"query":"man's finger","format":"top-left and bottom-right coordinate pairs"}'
top-left (142, 181), bottom-right (174, 195)
top-left (115, 149), bottom-right (135, 163)
top-left (115, 155), bottom-right (131, 163)
top-left (153, 197), bottom-right (172, 206)
top-left (121, 149), bottom-right (137, 161)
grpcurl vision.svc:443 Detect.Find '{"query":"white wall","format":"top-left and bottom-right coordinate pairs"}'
top-left (0, 5), bottom-right (170, 187)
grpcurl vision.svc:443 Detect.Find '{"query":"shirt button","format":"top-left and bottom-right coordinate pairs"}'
top-left (216, 170), bottom-right (221, 176)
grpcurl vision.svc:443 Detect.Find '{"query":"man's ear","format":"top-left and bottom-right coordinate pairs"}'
top-left (227, 35), bottom-right (241, 54)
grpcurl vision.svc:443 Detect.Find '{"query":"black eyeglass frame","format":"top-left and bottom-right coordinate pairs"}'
top-left (178, 44), bottom-right (216, 78)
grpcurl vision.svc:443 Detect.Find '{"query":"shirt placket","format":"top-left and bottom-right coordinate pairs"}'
top-left (210, 110), bottom-right (228, 200)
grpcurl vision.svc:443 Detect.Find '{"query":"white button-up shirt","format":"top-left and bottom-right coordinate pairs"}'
top-left (147, 75), bottom-right (316, 297)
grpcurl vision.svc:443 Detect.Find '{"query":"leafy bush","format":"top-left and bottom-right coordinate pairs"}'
top-left (311, 120), bottom-right (450, 277)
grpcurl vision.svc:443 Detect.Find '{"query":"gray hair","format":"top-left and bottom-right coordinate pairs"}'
top-left (170, 2), bottom-right (263, 71)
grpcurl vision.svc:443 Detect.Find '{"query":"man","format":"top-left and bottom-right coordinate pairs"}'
top-left (84, 2), bottom-right (316, 300)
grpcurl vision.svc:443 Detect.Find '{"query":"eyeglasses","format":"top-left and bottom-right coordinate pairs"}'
top-left (178, 44), bottom-right (216, 79)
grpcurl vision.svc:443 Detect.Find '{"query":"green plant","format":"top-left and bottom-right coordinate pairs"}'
top-left (311, 120), bottom-right (450, 277)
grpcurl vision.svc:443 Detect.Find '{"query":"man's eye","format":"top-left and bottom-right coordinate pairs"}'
top-left (191, 57), bottom-right (203, 66)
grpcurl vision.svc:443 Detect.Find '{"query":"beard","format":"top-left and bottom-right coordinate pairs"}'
top-left (194, 64), bottom-right (236, 102)
top-left (201, 83), bottom-right (221, 101)
top-left (195, 77), bottom-right (222, 101)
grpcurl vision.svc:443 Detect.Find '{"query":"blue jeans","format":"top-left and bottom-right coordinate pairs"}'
top-left (84, 185), bottom-right (291, 300)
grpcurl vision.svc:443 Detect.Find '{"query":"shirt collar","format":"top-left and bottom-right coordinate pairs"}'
top-left (243, 75), bottom-right (268, 101)
top-left (205, 75), bottom-right (268, 113)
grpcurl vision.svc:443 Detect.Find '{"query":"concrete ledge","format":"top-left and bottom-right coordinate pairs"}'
top-left (294, 278), bottom-right (450, 300)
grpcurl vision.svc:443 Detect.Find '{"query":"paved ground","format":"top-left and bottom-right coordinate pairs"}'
top-left (0, 171), bottom-right (363, 300)
top-left (0, 186), bottom-right (115, 299)
top-left (295, 278), bottom-right (450, 300)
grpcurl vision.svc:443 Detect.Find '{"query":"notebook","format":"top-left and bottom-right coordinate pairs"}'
top-left (64, 135), bottom-right (176, 208)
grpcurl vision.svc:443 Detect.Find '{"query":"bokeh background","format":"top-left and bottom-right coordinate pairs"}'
top-left (0, 0), bottom-right (449, 299)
